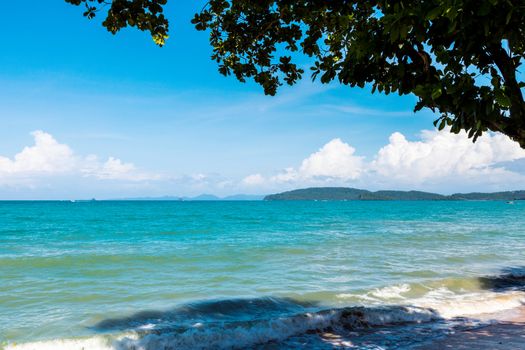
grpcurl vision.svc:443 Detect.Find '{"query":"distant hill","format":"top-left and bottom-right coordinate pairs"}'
top-left (190, 194), bottom-right (221, 201)
top-left (449, 191), bottom-right (525, 201)
top-left (188, 194), bottom-right (265, 201)
top-left (116, 194), bottom-right (264, 201)
top-left (223, 194), bottom-right (266, 201)
top-left (264, 187), bottom-right (525, 201)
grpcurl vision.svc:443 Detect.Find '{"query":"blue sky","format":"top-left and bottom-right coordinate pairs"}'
top-left (1, 1), bottom-right (524, 199)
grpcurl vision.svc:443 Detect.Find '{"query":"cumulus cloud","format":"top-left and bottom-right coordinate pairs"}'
top-left (242, 128), bottom-right (525, 192)
top-left (372, 129), bottom-right (525, 182)
top-left (0, 131), bottom-right (74, 174)
top-left (242, 139), bottom-right (365, 187)
top-left (4, 128), bottom-right (525, 195)
top-left (0, 131), bottom-right (158, 186)
top-left (299, 138), bottom-right (364, 180)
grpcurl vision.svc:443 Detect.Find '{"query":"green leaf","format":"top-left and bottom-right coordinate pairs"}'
top-left (426, 7), bottom-right (442, 20)
top-left (431, 87), bottom-right (442, 99)
top-left (438, 118), bottom-right (446, 130)
top-left (506, 9), bottom-right (514, 24)
top-left (414, 85), bottom-right (425, 96)
top-left (495, 90), bottom-right (511, 107)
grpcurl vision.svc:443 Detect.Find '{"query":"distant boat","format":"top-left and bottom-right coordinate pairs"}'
top-left (507, 201), bottom-right (515, 204)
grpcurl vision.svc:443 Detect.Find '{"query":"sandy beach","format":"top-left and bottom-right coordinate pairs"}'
top-left (292, 305), bottom-right (525, 349)
top-left (414, 307), bottom-right (525, 349)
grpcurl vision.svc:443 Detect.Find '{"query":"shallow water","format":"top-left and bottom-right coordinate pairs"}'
top-left (1, 200), bottom-right (525, 349)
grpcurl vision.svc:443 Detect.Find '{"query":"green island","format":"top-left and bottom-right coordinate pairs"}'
top-left (264, 187), bottom-right (525, 201)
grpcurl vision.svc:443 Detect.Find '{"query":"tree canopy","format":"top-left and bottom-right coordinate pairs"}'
top-left (66, 0), bottom-right (525, 148)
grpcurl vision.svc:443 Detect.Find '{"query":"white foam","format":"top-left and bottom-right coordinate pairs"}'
top-left (4, 312), bottom-right (336, 350)
top-left (119, 306), bottom-right (436, 349)
top-left (340, 306), bottom-right (438, 327)
top-left (339, 283), bottom-right (525, 320)
top-left (137, 323), bottom-right (156, 330)
top-left (7, 287), bottom-right (525, 350)
top-left (336, 292), bottom-right (379, 302)
top-left (369, 284), bottom-right (411, 299)
top-left (117, 311), bottom-right (341, 350)
top-left (4, 333), bottom-right (137, 350)
top-left (336, 283), bottom-right (411, 303)
top-left (5, 306), bottom-right (439, 350)
top-left (413, 288), bottom-right (525, 319)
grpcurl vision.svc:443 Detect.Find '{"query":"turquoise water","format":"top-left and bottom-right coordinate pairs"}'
top-left (1, 200), bottom-right (525, 349)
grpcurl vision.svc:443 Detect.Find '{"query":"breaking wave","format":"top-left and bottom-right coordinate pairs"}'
top-left (6, 274), bottom-right (525, 350)
top-left (5, 301), bottom-right (438, 350)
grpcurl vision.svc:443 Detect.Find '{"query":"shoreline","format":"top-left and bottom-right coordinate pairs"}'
top-left (4, 305), bottom-right (525, 349)
top-left (293, 305), bottom-right (525, 349)
top-left (412, 306), bottom-right (525, 349)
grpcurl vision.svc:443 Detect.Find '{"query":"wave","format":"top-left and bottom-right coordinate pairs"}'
top-left (413, 288), bottom-right (525, 319)
top-left (6, 277), bottom-right (525, 350)
top-left (5, 304), bottom-right (438, 350)
top-left (3, 335), bottom-right (130, 350)
top-left (369, 283), bottom-right (411, 299)
top-left (334, 273), bottom-right (525, 319)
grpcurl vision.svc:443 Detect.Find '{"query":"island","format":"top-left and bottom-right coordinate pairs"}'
top-left (264, 187), bottom-right (525, 201)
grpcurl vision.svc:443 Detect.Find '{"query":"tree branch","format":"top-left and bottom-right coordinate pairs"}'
top-left (488, 43), bottom-right (525, 123)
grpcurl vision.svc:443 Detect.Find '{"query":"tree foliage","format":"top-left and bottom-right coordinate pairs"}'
top-left (65, 0), bottom-right (169, 45)
top-left (67, 0), bottom-right (525, 148)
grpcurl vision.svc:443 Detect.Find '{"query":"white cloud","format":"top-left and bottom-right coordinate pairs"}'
top-left (298, 138), bottom-right (364, 180)
top-left (82, 156), bottom-right (158, 181)
top-left (0, 131), bottom-right (74, 174)
top-left (243, 128), bottom-right (525, 192)
top-left (0, 131), bottom-right (158, 186)
top-left (3, 128), bottom-right (525, 196)
top-left (191, 173), bottom-right (208, 181)
top-left (242, 139), bottom-right (365, 187)
top-left (260, 138), bottom-right (364, 185)
top-left (270, 168), bottom-right (298, 183)
top-left (242, 173), bottom-right (266, 186)
top-left (372, 129), bottom-right (525, 182)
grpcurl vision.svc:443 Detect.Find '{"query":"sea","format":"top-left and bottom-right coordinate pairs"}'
top-left (1, 200), bottom-right (525, 349)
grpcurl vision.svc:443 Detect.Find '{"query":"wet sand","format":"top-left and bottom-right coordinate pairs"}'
top-left (414, 307), bottom-right (525, 350)
top-left (280, 306), bottom-right (525, 349)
